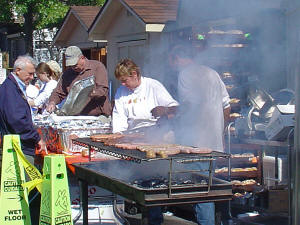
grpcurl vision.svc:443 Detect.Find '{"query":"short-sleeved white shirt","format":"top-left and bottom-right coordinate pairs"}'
top-left (113, 76), bottom-right (179, 133)
top-left (177, 64), bottom-right (229, 151)
top-left (178, 65), bottom-right (230, 109)
top-left (34, 80), bottom-right (58, 107)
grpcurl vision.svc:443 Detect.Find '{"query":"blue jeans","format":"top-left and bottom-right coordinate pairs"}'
top-left (186, 161), bottom-right (216, 225)
top-left (194, 202), bottom-right (215, 225)
top-left (148, 206), bottom-right (163, 225)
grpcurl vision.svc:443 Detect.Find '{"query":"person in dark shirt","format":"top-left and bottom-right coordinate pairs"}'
top-left (0, 55), bottom-right (46, 157)
top-left (0, 55), bottom-right (46, 225)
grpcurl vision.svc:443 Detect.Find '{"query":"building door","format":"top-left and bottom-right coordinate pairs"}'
top-left (91, 47), bottom-right (107, 67)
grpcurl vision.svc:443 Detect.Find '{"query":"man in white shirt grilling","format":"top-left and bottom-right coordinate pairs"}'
top-left (169, 43), bottom-right (230, 225)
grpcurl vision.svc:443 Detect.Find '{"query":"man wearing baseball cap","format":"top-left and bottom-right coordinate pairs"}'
top-left (46, 46), bottom-right (112, 116)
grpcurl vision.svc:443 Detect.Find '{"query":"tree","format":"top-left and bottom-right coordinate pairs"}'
top-left (0, 0), bottom-right (106, 55)
top-left (0, 1), bottom-right (14, 23)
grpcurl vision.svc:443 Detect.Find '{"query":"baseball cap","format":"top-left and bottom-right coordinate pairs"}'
top-left (65, 46), bottom-right (82, 66)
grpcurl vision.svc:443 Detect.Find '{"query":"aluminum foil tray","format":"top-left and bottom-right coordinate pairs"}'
top-left (58, 76), bottom-right (95, 116)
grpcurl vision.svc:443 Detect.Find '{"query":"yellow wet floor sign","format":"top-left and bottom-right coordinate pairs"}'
top-left (39, 155), bottom-right (73, 225)
top-left (0, 135), bottom-right (31, 224)
top-left (11, 136), bottom-right (43, 194)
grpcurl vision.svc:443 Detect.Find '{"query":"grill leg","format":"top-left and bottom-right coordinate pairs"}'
top-left (79, 179), bottom-right (89, 225)
top-left (141, 207), bottom-right (149, 225)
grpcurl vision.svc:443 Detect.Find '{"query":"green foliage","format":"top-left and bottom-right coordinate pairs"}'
top-left (64, 0), bottom-right (105, 6)
top-left (0, 1), bottom-right (14, 23)
top-left (96, 0), bottom-right (106, 5)
top-left (0, 0), bottom-right (106, 54)
top-left (0, 0), bottom-right (106, 29)
top-left (36, 1), bottom-right (69, 29)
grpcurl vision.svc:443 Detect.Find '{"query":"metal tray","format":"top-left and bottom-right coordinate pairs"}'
top-left (58, 76), bottom-right (95, 116)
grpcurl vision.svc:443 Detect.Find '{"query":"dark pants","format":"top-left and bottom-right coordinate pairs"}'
top-left (148, 207), bottom-right (163, 225)
top-left (29, 189), bottom-right (41, 225)
top-left (25, 154), bottom-right (41, 225)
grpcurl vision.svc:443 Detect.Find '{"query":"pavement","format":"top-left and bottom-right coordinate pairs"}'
top-left (73, 214), bottom-right (197, 225)
top-left (124, 213), bottom-right (197, 225)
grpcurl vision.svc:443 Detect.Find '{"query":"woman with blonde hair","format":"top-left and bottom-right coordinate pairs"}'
top-left (46, 60), bottom-right (62, 80)
top-left (28, 61), bottom-right (62, 112)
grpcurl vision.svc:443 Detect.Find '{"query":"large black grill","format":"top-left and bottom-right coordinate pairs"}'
top-left (72, 138), bottom-right (232, 206)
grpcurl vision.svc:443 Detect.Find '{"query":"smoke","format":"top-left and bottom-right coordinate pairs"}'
top-left (173, 61), bottom-right (225, 151)
top-left (140, 0), bottom-right (287, 150)
top-left (89, 159), bottom-right (187, 182)
top-left (175, 0), bottom-right (286, 92)
top-left (111, 0), bottom-right (288, 150)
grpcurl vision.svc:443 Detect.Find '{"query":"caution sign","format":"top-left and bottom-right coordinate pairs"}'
top-left (39, 155), bottom-right (73, 225)
top-left (11, 136), bottom-right (43, 193)
top-left (0, 135), bottom-right (31, 225)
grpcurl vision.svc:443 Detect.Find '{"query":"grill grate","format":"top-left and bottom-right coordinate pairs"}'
top-left (72, 137), bottom-right (230, 163)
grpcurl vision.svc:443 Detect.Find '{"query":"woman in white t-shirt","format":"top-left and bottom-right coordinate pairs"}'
top-left (112, 58), bottom-right (179, 134)
top-left (28, 61), bottom-right (61, 112)
top-left (112, 58), bottom-right (179, 225)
